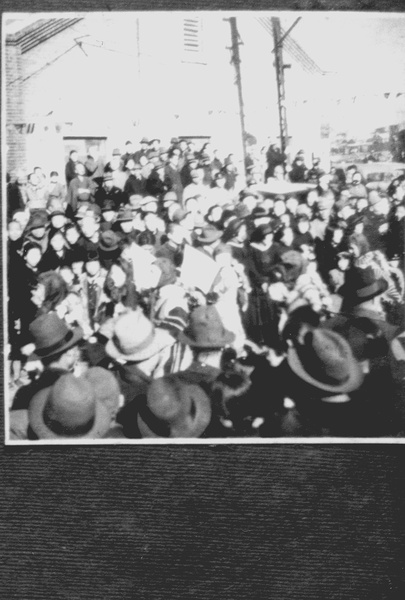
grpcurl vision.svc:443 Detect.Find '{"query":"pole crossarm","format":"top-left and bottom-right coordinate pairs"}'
top-left (256, 16), bottom-right (326, 75)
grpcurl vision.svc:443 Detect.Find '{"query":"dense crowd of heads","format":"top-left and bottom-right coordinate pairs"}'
top-left (6, 136), bottom-right (405, 440)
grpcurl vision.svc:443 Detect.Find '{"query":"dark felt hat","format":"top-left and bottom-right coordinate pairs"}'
top-left (137, 374), bottom-right (212, 438)
top-left (287, 327), bottom-right (364, 394)
top-left (26, 210), bottom-right (48, 231)
top-left (29, 313), bottom-right (83, 360)
top-left (178, 305), bottom-right (235, 349)
top-left (116, 206), bottom-right (133, 222)
top-left (251, 206), bottom-right (269, 220)
top-left (101, 199), bottom-right (116, 213)
top-left (195, 225), bottom-right (222, 245)
top-left (29, 371), bottom-right (112, 439)
top-left (99, 230), bottom-right (120, 253)
top-left (339, 265), bottom-right (388, 306)
top-left (22, 241), bottom-right (42, 257)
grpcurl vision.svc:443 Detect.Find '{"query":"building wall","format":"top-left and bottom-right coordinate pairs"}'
top-left (5, 14), bottom-right (246, 178)
top-left (5, 41), bottom-right (27, 176)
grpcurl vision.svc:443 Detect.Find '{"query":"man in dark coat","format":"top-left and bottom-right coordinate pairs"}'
top-left (146, 163), bottom-right (169, 200)
top-left (11, 314), bottom-right (83, 412)
top-left (362, 191), bottom-right (390, 253)
top-left (133, 137), bottom-right (150, 164)
top-left (7, 171), bottom-right (28, 220)
top-left (289, 154), bottom-right (307, 183)
top-left (124, 160), bottom-right (146, 198)
top-left (137, 305), bottom-right (236, 439)
top-left (95, 172), bottom-right (125, 211)
top-left (164, 149), bottom-right (183, 202)
top-left (65, 150), bottom-right (79, 186)
top-left (121, 140), bottom-right (136, 168)
top-left (155, 223), bottom-right (185, 267)
top-left (85, 147), bottom-right (105, 187)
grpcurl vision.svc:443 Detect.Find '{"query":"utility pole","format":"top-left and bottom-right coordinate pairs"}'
top-left (228, 17), bottom-right (248, 176)
top-left (272, 17), bottom-right (289, 157)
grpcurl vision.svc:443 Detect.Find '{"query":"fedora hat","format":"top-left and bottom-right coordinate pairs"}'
top-left (101, 199), bottom-right (116, 213)
top-left (29, 372), bottom-right (112, 439)
top-left (128, 194), bottom-right (143, 210)
top-left (99, 230), bottom-right (120, 253)
top-left (106, 308), bottom-right (173, 362)
top-left (251, 206), bottom-right (269, 219)
top-left (163, 191), bottom-right (178, 203)
top-left (29, 313), bottom-right (83, 360)
top-left (137, 375), bottom-right (212, 438)
top-left (195, 225), bottom-right (222, 245)
top-left (48, 201), bottom-right (66, 218)
top-left (140, 196), bottom-right (158, 209)
top-left (287, 328), bottom-right (364, 394)
top-left (178, 305), bottom-right (235, 349)
top-left (117, 206), bottom-right (133, 222)
top-left (26, 210), bottom-right (48, 231)
top-left (339, 265), bottom-right (388, 306)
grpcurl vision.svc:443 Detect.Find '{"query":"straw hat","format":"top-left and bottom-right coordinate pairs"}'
top-left (106, 308), bottom-right (173, 362)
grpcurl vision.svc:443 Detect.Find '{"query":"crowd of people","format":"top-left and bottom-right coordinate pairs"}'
top-left (6, 135), bottom-right (405, 440)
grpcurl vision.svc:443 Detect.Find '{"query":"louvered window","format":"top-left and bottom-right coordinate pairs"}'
top-left (182, 17), bottom-right (205, 63)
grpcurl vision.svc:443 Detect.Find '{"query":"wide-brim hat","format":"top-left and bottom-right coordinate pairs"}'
top-left (117, 207), bottom-right (134, 222)
top-left (339, 266), bottom-right (388, 306)
top-left (26, 210), bottom-right (48, 231)
top-left (287, 328), bottom-right (364, 394)
top-left (140, 195), bottom-right (158, 208)
top-left (137, 375), bottom-right (212, 438)
top-left (48, 201), bottom-right (66, 218)
top-left (105, 309), bottom-right (173, 362)
top-left (128, 194), bottom-right (143, 210)
top-left (99, 230), bottom-right (120, 252)
top-left (101, 199), bottom-right (116, 213)
top-left (196, 225), bottom-right (222, 245)
top-left (29, 313), bottom-right (83, 360)
top-left (251, 206), bottom-right (269, 219)
top-left (29, 372), bottom-right (112, 440)
top-left (178, 305), bottom-right (235, 349)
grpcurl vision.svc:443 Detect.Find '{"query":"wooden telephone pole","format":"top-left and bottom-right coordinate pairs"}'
top-left (228, 17), bottom-right (248, 175)
top-left (272, 17), bottom-right (289, 156)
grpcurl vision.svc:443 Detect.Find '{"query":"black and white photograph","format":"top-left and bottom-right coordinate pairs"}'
top-left (3, 10), bottom-right (405, 443)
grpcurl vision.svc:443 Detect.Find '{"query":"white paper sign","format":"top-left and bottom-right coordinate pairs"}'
top-left (180, 245), bottom-right (220, 295)
top-left (123, 243), bottom-right (159, 291)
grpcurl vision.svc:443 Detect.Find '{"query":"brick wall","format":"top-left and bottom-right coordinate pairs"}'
top-left (5, 41), bottom-right (27, 177)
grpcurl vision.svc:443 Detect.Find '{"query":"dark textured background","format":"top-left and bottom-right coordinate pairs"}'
top-left (2, 2), bottom-right (405, 598)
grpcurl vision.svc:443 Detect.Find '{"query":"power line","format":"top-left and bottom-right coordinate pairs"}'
top-left (8, 43), bottom-right (78, 86)
top-left (256, 16), bottom-right (326, 75)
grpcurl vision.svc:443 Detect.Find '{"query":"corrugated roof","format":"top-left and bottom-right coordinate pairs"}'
top-left (6, 18), bottom-right (83, 53)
